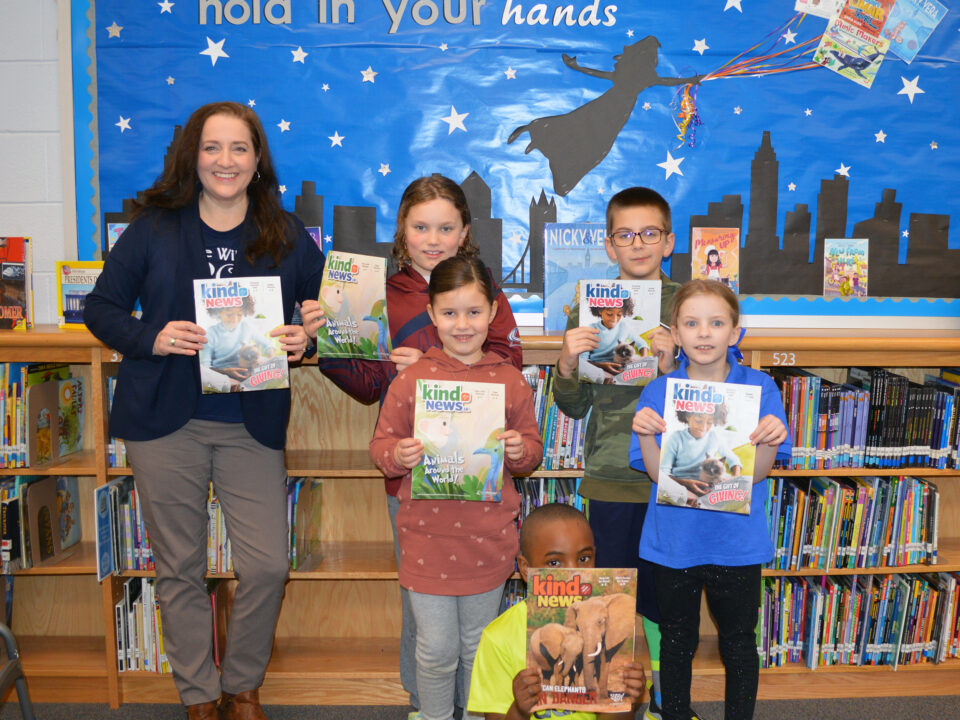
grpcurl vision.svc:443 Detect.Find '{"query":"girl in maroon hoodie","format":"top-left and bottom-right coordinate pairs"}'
top-left (370, 256), bottom-right (543, 720)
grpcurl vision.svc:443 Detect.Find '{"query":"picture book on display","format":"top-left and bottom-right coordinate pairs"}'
top-left (58, 377), bottom-right (84, 457)
top-left (577, 280), bottom-right (660, 386)
top-left (813, 1), bottom-right (894, 88)
top-left (412, 379), bottom-right (505, 501)
top-left (193, 276), bottom-right (288, 394)
top-left (542, 222), bottom-right (616, 333)
top-left (882, 0), bottom-right (947, 63)
top-left (525, 567), bottom-right (637, 714)
top-left (657, 377), bottom-right (761, 515)
top-left (691, 227), bottom-right (740, 293)
top-left (56, 260), bottom-right (104, 328)
top-left (315, 250), bottom-right (392, 360)
top-left (823, 238), bottom-right (868, 298)
top-left (0, 236), bottom-right (31, 330)
top-left (794, 0), bottom-right (843, 19)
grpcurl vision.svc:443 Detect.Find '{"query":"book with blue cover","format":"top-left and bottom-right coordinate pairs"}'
top-left (543, 223), bottom-right (616, 333)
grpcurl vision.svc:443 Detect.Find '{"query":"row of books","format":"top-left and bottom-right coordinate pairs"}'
top-left (106, 376), bottom-right (128, 468)
top-left (115, 576), bottom-right (170, 673)
top-left (765, 476), bottom-right (939, 572)
top-left (758, 572), bottom-right (960, 670)
top-left (771, 367), bottom-right (960, 470)
top-left (522, 365), bottom-right (585, 471)
top-left (1, 475), bottom-right (81, 573)
top-left (514, 476), bottom-right (583, 527)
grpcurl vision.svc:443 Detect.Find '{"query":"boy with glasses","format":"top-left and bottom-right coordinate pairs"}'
top-left (552, 187), bottom-right (699, 720)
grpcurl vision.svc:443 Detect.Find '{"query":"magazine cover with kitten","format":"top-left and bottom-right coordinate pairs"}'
top-left (657, 377), bottom-right (761, 514)
top-left (412, 379), bottom-right (505, 501)
top-left (525, 567), bottom-right (637, 714)
top-left (193, 276), bottom-right (288, 394)
top-left (577, 279), bottom-right (660, 386)
top-left (315, 250), bottom-right (392, 360)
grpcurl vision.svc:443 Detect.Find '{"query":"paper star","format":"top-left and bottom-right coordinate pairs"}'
top-left (930, 141), bottom-right (938, 149)
top-left (247, 99), bottom-right (256, 107)
top-left (321, 83), bottom-right (330, 92)
top-left (782, 29), bottom-right (797, 45)
top-left (788, 182), bottom-right (796, 191)
top-left (329, 131), bottom-right (345, 147)
top-left (734, 106), bottom-right (742, 114)
top-left (106, 21), bottom-right (123, 38)
top-left (439, 43), bottom-right (448, 52)
top-left (441, 106), bottom-right (468, 134)
top-left (324, 235), bottom-right (332, 244)
top-left (693, 39), bottom-right (709, 55)
top-left (200, 37), bottom-right (228, 67)
top-left (627, 29), bottom-right (635, 38)
top-left (597, 187), bottom-right (605, 195)
top-left (657, 151), bottom-right (685, 180)
top-left (724, 0), bottom-right (743, 12)
top-left (279, 185), bottom-right (287, 195)
top-left (361, 66), bottom-right (378, 83)
top-left (504, 67), bottom-right (517, 79)
top-left (642, 102), bottom-right (652, 111)
top-left (115, 116), bottom-right (131, 133)
top-left (291, 46), bottom-right (308, 63)
top-left (166, 76), bottom-right (175, 86)
top-left (902, 230), bottom-right (909, 238)
top-left (898, 75), bottom-right (924, 103)
top-left (158, 1), bottom-right (174, 13)
top-left (874, 129), bottom-right (886, 143)
top-left (378, 163), bottom-right (391, 177)
top-left (804, 108), bottom-right (812, 116)
top-left (277, 119), bottom-right (291, 132)
top-left (836, 163), bottom-right (851, 177)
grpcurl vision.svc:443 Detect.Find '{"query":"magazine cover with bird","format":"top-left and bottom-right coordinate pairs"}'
top-left (316, 250), bottom-right (392, 361)
top-left (525, 567), bottom-right (637, 714)
top-left (412, 379), bottom-right (505, 501)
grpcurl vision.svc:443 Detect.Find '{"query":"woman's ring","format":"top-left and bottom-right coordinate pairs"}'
top-left (169, 336), bottom-right (176, 346)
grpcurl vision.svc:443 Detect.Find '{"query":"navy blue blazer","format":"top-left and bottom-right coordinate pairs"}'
top-left (84, 201), bottom-right (325, 449)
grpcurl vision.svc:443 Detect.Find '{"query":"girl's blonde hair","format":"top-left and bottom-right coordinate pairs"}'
top-left (670, 279), bottom-right (740, 328)
top-left (392, 175), bottom-right (479, 269)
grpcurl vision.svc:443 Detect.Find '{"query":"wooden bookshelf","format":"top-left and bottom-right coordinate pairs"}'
top-left (1, 326), bottom-right (959, 707)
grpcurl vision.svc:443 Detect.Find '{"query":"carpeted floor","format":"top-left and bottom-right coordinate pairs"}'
top-left (2, 697), bottom-right (959, 720)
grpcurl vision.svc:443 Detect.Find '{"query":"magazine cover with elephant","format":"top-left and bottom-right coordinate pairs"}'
top-left (577, 279), bottom-right (660, 386)
top-left (411, 379), bottom-right (505, 501)
top-left (315, 250), bottom-right (392, 360)
top-left (525, 567), bottom-right (638, 713)
top-left (193, 276), bottom-right (288, 394)
top-left (657, 378), bottom-right (761, 515)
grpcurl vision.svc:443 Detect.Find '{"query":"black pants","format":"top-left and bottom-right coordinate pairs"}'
top-left (652, 563), bottom-right (761, 720)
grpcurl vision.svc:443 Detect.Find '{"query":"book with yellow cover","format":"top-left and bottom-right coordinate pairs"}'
top-left (56, 260), bottom-right (104, 329)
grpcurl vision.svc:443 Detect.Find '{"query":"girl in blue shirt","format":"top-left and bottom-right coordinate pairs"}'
top-left (629, 280), bottom-right (790, 720)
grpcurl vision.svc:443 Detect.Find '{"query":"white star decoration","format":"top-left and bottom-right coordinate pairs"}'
top-left (106, 21), bottom-right (123, 38)
top-left (441, 106), bottom-right (468, 134)
top-left (693, 39), bottom-right (709, 55)
top-left (724, 0), bottom-right (743, 12)
top-left (115, 116), bottom-right (131, 133)
top-left (734, 106), bottom-right (742, 115)
top-left (898, 75), bottom-right (924, 103)
top-left (324, 235), bottom-right (332, 244)
top-left (279, 185), bottom-right (287, 195)
top-left (902, 230), bottom-right (909, 238)
top-left (782, 29), bottom-right (797, 45)
top-left (642, 102), bottom-right (652, 111)
top-left (930, 141), bottom-right (938, 150)
top-left (378, 163), bottom-right (391, 177)
top-left (322, 83), bottom-right (330, 92)
top-left (836, 163), bottom-right (851, 177)
top-left (874, 129), bottom-right (886, 143)
top-left (200, 37), bottom-right (228, 67)
top-left (504, 67), bottom-right (517, 80)
top-left (248, 99), bottom-right (256, 107)
top-left (166, 76), bottom-right (175, 86)
top-left (329, 131), bottom-right (344, 147)
top-left (804, 108), bottom-right (812, 116)
top-left (627, 29), bottom-right (635, 38)
top-left (788, 182), bottom-right (796, 191)
top-left (361, 66), bottom-right (378, 83)
top-left (277, 119), bottom-right (290, 132)
top-left (291, 46), bottom-right (308, 63)
top-left (158, 1), bottom-right (174, 13)
top-left (657, 151), bottom-right (685, 180)
top-left (439, 43), bottom-right (448, 52)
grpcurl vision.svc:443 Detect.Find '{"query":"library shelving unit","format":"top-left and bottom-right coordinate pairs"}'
top-left (2, 326), bottom-right (959, 706)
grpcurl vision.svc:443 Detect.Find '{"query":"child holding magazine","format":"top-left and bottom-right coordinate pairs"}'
top-left (630, 280), bottom-right (790, 720)
top-left (370, 256), bottom-right (543, 720)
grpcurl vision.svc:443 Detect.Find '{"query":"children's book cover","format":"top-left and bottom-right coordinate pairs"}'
top-left (292, 479), bottom-right (323, 571)
top-left (193, 276), bottom-right (289, 394)
top-left (526, 567), bottom-right (638, 714)
top-left (26, 380), bottom-right (60, 466)
top-left (794, 0), bottom-right (844, 19)
top-left (412, 379), bottom-right (505, 501)
top-left (823, 238), bottom-right (868, 298)
top-left (838, 0), bottom-right (897, 41)
top-left (316, 250), bottom-right (392, 360)
top-left (58, 378), bottom-right (84, 457)
top-left (542, 222), bottom-right (616, 333)
top-left (56, 260), bottom-right (104, 328)
top-left (882, 0), bottom-right (947, 63)
top-left (0, 237), bottom-right (29, 330)
top-left (56, 476), bottom-right (82, 550)
top-left (691, 227), bottom-right (740, 293)
top-left (25, 476), bottom-right (70, 567)
top-left (106, 223), bottom-right (128, 253)
top-left (657, 378), bottom-right (762, 515)
top-left (577, 280), bottom-right (661, 386)
top-left (813, 13), bottom-right (891, 88)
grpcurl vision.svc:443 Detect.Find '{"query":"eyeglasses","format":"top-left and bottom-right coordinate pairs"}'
top-left (609, 227), bottom-right (666, 246)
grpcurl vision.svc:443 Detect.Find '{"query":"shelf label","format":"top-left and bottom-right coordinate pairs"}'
top-left (769, 352), bottom-right (796, 366)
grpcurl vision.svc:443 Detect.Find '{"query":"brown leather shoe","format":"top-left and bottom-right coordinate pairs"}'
top-left (185, 700), bottom-right (221, 720)
top-left (220, 689), bottom-right (268, 720)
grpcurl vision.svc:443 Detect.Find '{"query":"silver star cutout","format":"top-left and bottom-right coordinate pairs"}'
top-left (115, 116), bottom-right (131, 133)
top-left (361, 66), bottom-right (378, 83)
top-left (441, 106), bottom-right (468, 134)
top-left (329, 131), bottom-right (344, 147)
top-left (734, 106), bottom-right (742, 115)
top-left (322, 84), bottom-right (330, 92)
top-left (200, 37), bottom-right (228, 67)
top-left (693, 39), bottom-right (709, 56)
top-left (898, 75), bottom-right (924, 103)
top-left (106, 21), bottom-right (123, 38)
top-left (378, 164), bottom-right (391, 177)
top-left (166, 76), bottom-right (175, 86)
top-left (874, 130), bottom-right (886, 143)
top-left (657, 151), bottom-right (685, 180)
top-left (291, 46), bottom-right (308, 63)
top-left (504, 67), bottom-right (517, 80)
top-left (836, 163), bottom-right (851, 177)
top-left (277, 119), bottom-right (291, 132)
top-left (158, 1), bottom-right (174, 13)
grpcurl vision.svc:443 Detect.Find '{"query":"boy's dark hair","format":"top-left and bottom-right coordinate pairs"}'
top-left (428, 256), bottom-right (496, 305)
top-left (589, 297), bottom-right (634, 317)
top-left (605, 187), bottom-right (672, 235)
top-left (519, 503), bottom-right (591, 558)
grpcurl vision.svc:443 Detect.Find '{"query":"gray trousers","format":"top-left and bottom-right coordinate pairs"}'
top-left (126, 419), bottom-right (289, 705)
